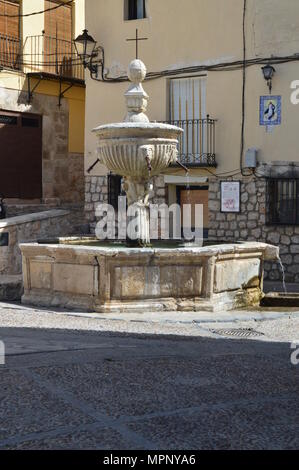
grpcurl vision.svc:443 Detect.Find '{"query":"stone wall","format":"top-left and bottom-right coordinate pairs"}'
top-left (84, 174), bottom-right (167, 235)
top-left (208, 175), bottom-right (299, 283)
top-left (84, 175), bottom-right (108, 233)
top-left (0, 88), bottom-right (84, 204)
top-left (0, 210), bottom-right (78, 275)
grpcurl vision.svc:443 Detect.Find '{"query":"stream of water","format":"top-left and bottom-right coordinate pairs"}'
top-left (278, 257), bottom-right (288, 294)
top-left (186, 171), bottom-right (191, 202)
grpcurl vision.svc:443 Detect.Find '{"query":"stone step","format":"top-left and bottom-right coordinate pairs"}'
top-left (0, 275), bottom-right (23, 302)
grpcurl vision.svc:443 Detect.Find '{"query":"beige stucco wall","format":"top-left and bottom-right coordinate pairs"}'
top-left (84, 0), bottom-right (299, 176)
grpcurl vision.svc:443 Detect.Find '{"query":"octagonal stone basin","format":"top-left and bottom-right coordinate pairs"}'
top-left (20, 241), bottom-right (279, 313)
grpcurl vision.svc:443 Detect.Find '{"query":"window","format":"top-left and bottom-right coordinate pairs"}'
top-left (170, 77), bottom-right (207, 162)
top-left (267, 179), bottom-right (299, 225)
top-left (22, 117), bottom-right (39, 128)
top-left (0, 0), bottom-right (20, 38)
top-left (0, 0), bottom-right (20, 69)
top-left (0, 114), bottom-right (17, 125)
top-left (44, 1), bottom-right (73, 76)
top-left (44, 0), bottom-right (72, 42)
top-left (125, 0), bottom-right (146, 20)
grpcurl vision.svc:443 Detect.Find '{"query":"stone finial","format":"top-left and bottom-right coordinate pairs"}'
top-left (124, 59), bottom-right (149, 123)
top-left (128, 59), bottom-right (147, 83)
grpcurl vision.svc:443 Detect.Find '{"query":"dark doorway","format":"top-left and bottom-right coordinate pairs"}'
top-left (0, 110), bottom-right (42, 199)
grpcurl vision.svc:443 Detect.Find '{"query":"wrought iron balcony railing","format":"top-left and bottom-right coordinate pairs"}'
top-left (0, 34), bottom-right (21, 70)
top-left (166, 117), bottom-right (217, 167)
top-left (22, 34), bottom-right (84, 82)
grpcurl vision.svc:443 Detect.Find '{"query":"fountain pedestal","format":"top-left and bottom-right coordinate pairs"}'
top-left (93, 59), bottom-right (183, 246)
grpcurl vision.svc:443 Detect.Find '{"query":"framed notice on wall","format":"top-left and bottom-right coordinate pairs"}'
top-left (220, 181), bottom-right (241, 213)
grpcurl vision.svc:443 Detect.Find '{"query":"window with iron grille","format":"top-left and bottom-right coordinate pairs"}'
top-left (108, 174), bottom-right (122, 211)
top-left (267, 179), bottom-right (299, 225)
top-left (125, 0), bottom-right (146, 20)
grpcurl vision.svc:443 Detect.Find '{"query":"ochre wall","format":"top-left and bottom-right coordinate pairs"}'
top-left (0, 73), bottom-right (85, 153)
top-left (0, 0), bottom-right (86, 154)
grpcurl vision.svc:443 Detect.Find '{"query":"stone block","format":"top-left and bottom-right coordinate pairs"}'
top-left (209, 200), bottom-right (220, 211)
top-left (241, 193), bottom-right (249, 203)
top-left (246, 182), bottom-right (256, 195)
top-left (0, 275), bottom-right (23, 301)
top-left (240, 230), bottom-right (249, 238)
top-left (281, 235), bottom-right (291, 245)
top-left (176, 266), bottom-right (202, 297)
top-left (251, 228), bottom-right (261, 239)
top-left (280, 254), bottom-right (293, 266)
top-left (116, 266), bottom-right (146, 299)
top-left (267, 232), bottom-right (280, 244)
top-left (288, 265), bottom-right (299, 274)
top-left (53, 264), bottom-right (95, 295)
top-left (30, 260), bottom-right (52, 290)
top-left (248, 212), bottom-right (259, 221)
top-left (247, 221), bottom-right (257, 229)
top-left (214, 259), bottom-right (260, 293)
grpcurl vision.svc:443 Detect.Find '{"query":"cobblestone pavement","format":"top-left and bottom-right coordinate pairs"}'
top-left (0, 302), bottom-right (299, 450)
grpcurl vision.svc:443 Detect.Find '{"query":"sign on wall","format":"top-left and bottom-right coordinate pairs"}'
top-left (260, 95), bottom-right (281, 126)
top-left (221, 181), bottom-right (241, 213)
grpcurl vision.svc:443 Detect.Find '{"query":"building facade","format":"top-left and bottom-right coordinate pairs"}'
top-left (84, 0), bottom-right (299, 283)
top-left (0, 0), bottom-right (86, 209)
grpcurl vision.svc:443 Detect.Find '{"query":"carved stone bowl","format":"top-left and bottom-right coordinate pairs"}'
top-left (93, 122), bottom-right (183, 179)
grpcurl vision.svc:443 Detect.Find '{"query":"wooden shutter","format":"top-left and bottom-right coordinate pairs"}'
top-left (44, 0), bottom-right (72, 41)
top-left (0, 0), bottom-right (20, 39)
top-left (0, 1), bottom-right (20, 69)
top-left (44, 1), bottom-right (72, 77)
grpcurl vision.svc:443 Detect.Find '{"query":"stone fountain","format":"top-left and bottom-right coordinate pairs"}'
top-left (93, 59), bottom-right (183, 245)
top-left (19, 59), bottom-right (280, 314)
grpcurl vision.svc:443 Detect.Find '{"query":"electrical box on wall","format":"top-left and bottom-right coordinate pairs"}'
top-left (245, 148), bottom-right (258, 168)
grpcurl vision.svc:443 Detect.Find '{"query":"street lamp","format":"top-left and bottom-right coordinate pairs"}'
top-left (262, 64), bottom-right (276, 94)
top-left (74, 29), bottom-right (99, 76)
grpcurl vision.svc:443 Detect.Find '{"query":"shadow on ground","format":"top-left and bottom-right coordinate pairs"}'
top-left (0, 326), bottom-right (298, 450)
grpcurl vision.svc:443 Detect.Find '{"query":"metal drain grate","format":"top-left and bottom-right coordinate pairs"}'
top-left (210, 328), bottom-right (265, 338)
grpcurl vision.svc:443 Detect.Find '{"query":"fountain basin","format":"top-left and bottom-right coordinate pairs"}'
top-left (20, 241), bottom-right (279, 313)
top-left (93, 122), bottom-right (183, 178)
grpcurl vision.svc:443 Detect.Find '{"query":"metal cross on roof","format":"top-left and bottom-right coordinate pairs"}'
top-left (126, 28), bottom-right (148, 60)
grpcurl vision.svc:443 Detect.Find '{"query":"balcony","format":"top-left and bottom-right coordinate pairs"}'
top-left (166, 117), bottom-right (217, 167)
top-left (0, 34), bottom-right (21, 70)
top-left (0, 34), bottom-right (84, 83)
top-left (23, 34), bottom-right (84, 83)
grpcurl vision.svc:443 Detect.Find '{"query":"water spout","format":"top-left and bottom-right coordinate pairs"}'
top-left (176, 159), bottom-right (189, 174)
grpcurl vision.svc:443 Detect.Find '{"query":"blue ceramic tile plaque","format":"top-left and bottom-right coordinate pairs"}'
top-left (260, 95), bottom-right (281, 126)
